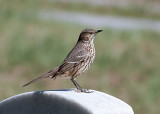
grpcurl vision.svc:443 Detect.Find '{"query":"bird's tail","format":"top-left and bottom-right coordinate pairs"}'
top-left (22, 66), bottom-right (59, 87)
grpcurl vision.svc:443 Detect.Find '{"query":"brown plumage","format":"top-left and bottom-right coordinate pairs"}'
top-left (22, 28), bottom-right (103, 92)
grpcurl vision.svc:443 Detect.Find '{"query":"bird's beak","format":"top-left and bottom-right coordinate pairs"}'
top-left (96, 30), bottom-right (103, 33)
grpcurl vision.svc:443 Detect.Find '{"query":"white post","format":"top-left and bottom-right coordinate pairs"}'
top-left (0, 89), bottom-right (134, 114)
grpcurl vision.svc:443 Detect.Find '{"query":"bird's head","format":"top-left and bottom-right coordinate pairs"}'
top-left (78, 29), bottom-right (103, 42)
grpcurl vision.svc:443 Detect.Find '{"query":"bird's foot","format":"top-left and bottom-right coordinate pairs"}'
top-left (73, 88), bottom-right (94, 93)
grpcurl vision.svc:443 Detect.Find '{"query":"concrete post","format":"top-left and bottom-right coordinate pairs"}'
top-left (0, 89), bottom-right (134, 114)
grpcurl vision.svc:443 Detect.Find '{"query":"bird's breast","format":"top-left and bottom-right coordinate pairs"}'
top-left (84, 43), bottom-right (95, 67)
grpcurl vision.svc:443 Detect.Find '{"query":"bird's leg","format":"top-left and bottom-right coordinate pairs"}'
top-left (71, 78), bottom-right (82, 90)
top-left (70, 78), bottom-right (93, 93)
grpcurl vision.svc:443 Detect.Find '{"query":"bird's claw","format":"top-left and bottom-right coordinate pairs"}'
top-left (73, 88), bottom-right (94, 93)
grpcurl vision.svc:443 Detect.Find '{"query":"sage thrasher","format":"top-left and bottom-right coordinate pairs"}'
top-left (22, 28), bottom-right (103, 92)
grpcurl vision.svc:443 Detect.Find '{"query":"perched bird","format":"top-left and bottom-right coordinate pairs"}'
top-left (22, 28), bottom-right (103, 92)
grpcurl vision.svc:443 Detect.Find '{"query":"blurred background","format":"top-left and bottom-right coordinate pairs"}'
top-left (0, 0), bottom-right (160, 113)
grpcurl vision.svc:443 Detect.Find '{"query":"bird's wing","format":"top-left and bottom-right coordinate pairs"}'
top-left (57, 46), bottom-right (89, 74)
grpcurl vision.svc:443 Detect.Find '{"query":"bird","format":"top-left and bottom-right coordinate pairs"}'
top-left (22, 28), bottom-right (103, 93)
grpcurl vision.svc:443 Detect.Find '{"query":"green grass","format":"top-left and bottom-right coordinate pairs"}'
top-left (52, 2), bottom-right (160, 20)
top-left (0, 1), bottom-right (160, 114)
top-left (1, 0), bottom-right (160, 20)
